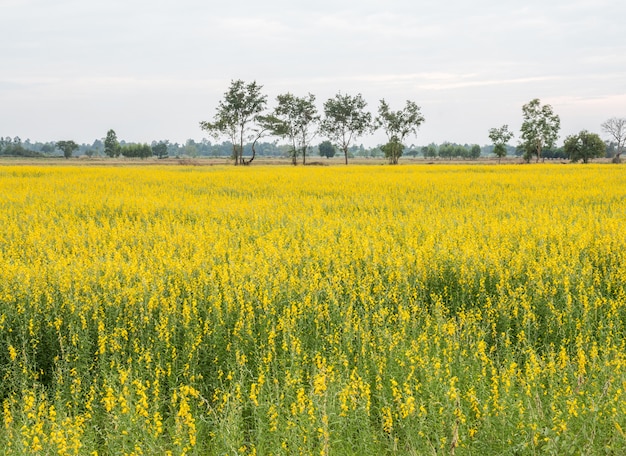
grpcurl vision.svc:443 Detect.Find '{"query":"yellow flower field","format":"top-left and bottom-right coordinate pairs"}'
top-left (0, 164), bottom-right (625, 454)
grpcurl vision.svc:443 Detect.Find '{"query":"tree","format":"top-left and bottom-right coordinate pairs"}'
top-left (421, 144), bottom-right (438, 159)
top-left (488, 125), bottom-right (514, 163)
top-left (563, 130), bottom-right (606, 164)
top-left (439, 142), bottom-right (455, 160)
top-left (152, 141), bottom-right (169, 159)
top-left (41, 143), bottom-right (55, 154)
top-left (56, 140), bottom-right (79, 159)
top-left (374, 99), bottom-right (425, 164)
top-left (469, 144), bottom-right (481, 160)
top-left (266, 93), bottom-right (319, 165)
top-left (601, 117), bottom-right (626, 163)
top-left (318, 140), bottom-right (336, 159)
top-left (183, 139), bottom-right (199, 158)
top-left (320, 92), bottom-right (372, 165)
top-left (121, 143), bottom-right (152, 159)
top-left (455, 144), bottom-right (468, 159)
top-left (381, 136), bottom-right (404, 165)
top-left (104, 129), bottom-right (121, 158)
top-left (519, 99), bottom-right (560, 163)
top-left (199, 79), bottom-right (267, 165)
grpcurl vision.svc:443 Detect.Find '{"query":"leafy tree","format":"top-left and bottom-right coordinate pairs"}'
top-left (381, 136), bottom-right (404, 164)
top-left (601, 117), bottom-right (626, 163)
top-left (455, 144), bottom-right (468, 159)
top-left (374, 99), bottom-right (425, 164)
top-left (563, 130), bottom-right (606, 163)
top-left (519, 99), bottom-right (560, 163)
top-left (267, 93), bottom-right (319, 165)
top-left (320, 92), bottom-right (372, 165)
top-left (541, 147), bottom-right (567, 160)
top-left (121, 143), bottom-right (152, 159)
top-left (152, 141), bottom-right (169, 159)
top-left (183, 139), bottom-right (199, 158)
top-left (421, 144), bottom-right (438, 159)
top-left (439, 142), bottom-right (455, 160)
top-left (56, 140), bottom-right (79, 159)
top-left (199, 79), bottom-right (267, 165)
top-left (104, 129), bottom-right (121, 158)
top-left (469, 144), bottom-right (481, 160)
top-left (488, 125), bottom-right (514, 163)
top-left (318, 140), bottom-right (336, 159)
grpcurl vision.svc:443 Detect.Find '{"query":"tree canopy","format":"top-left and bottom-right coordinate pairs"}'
top-left (563, 130), bottom-right (606, 163)
top-left (488, 125), bottom-right (514, 163)
top-left (56, 140), bottom-right (79, 159)
top-left (375, 99), bottom-right (425, 164)
top-left (267, 93), bottom-right (319, 165)
top-left (104, 129), bottom-right (121, 158)
top-left (519, 99), bottom-right (560, 162)
top-left (318, 140), bottom-right (336, 159)
top-left (320, 93), bottom-right (372, 165)
top-left (199, 79), bottom-right (267, 165)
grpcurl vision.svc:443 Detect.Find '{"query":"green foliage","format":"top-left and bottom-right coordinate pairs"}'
top-left (488, 125), bottom-right (514, 163)
top-left (121, 143), bottom-right (153, 159)
top-left (438, 142), bottom-right (456, 160)
top-left (56, 140), bottom-right (79, 159)
top-left (199, 79), bottom-right (267, 165)
top-left (104, 129), bottom-right (121, 158)
top-left (381, 136), bottom-right (404, 164)
top-left (318, 140), bottom-right (335, 158)
top-left (421, 144), bottom-right (438, 159)
top-left (374, 99), bottom-right (424, 164)
top-left (151, 141), bottom-right (169, 159)
top-left (0, 136), bottom-right (43, 157)
top-left (267, 93), bottom-right (319, 165)
top-left (320, 92), bottom-right (372, 165)
top-left (563, 130), bottom-right (606, 163)
top-left (519, 99), bottom-right (560, 162)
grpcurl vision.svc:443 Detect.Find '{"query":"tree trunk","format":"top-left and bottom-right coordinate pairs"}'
top-left (242, 139), bottom-right (257, 166)
top-left (536, 142), bottom-right (542, 163)
top-left (233, 144), bottom-right (241, 166)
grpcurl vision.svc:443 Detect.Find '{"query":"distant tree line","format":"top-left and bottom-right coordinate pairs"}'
top-left (3, 133), bottom-right (619, 163)
top-left (0, 137), bottom-right (45, 157)
top-left (2, 92), bottom-right (623, 164)
top-left (420, 142), bottom-right (482, 160)
top-left (0, 134), bottom-right (490, 161)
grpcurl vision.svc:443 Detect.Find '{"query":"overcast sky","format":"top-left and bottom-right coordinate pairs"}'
top-left (2, 0), bottom-right (625, 147)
